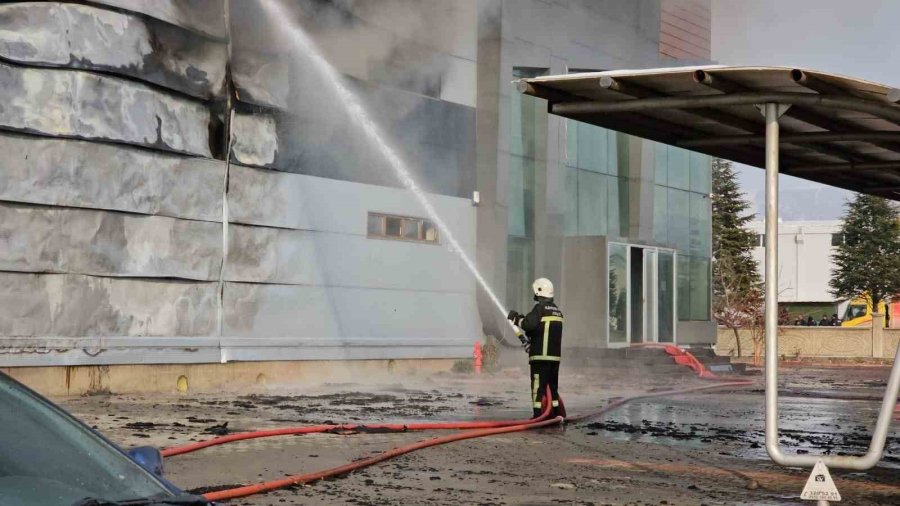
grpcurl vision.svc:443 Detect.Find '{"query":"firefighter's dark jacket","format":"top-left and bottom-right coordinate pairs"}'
top-left (517, 297), bottom-right (563, 362)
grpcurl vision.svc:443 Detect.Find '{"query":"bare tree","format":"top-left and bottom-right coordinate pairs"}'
top-left (713, 259), bottom-right (762, 359)
top-left (746, 295), bottom-right (766, 366)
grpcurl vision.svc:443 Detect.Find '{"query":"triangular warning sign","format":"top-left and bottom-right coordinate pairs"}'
top-left (800, 459), bottom-right (841, 502)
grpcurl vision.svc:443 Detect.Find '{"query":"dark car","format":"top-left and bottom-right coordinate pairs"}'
top-left (0, 371), bottom-right (207, 505)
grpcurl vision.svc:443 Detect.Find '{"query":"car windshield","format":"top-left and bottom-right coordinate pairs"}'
top-left (0, 373), bottom-right (172, 505)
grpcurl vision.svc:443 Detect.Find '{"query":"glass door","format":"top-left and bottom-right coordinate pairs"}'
top-left (608, 243), bottom-right (629, 346)
top-left (657, 251), bottom-right (675, 343)
top-left (608, 243), bottom-right (676, 346)
top-left (643, 249), bottom-right (658, 343)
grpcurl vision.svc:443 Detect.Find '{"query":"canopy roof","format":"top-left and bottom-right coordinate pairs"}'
top-left (518, 66), bottom-right (900, 199)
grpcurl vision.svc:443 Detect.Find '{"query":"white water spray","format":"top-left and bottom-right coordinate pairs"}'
top-left (263, 1), bottom-right (511, 322)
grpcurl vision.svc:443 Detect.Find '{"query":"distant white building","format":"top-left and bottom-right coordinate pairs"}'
top-left (749, 221), bottom-right (844, 317)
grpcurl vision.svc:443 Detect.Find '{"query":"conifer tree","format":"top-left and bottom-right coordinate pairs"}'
top-left (712, 158), bottom-right (760, 295)
top-left (711, 158), bottom-right (761, 358)
top-left (829, 194), bottom-right (900, 311)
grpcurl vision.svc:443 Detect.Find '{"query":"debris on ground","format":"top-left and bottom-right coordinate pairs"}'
top-left (58, 365), bottom-right (900, 505)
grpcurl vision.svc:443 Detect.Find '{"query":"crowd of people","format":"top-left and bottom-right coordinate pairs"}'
top-left (792, 313), bottom-right (841, 326)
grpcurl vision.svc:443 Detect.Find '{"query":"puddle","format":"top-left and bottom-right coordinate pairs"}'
top-left (579, 393), bottom-right (900, 468)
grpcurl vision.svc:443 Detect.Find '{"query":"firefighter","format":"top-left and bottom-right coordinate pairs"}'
top-left (507, 278), bottom-right (565, 419)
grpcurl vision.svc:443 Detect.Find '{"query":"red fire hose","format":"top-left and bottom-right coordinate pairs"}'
top-left (165, 345), bottom-right (742, 459)
top-left (162, 403), bottom-right (551, 458)
top-left (161, 340), bottom-right (757, 503)
top-left (177, 379), bottom-right (753, 502)
top-left (202, 388), bottom-right (559, 502)
top-left (204, 417), bottom-right (565, 502)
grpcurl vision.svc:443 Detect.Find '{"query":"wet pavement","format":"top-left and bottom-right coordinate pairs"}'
top-left (57, 364), bottom-right (900, 505)
top-left (587, 393), bottom-right (900, 468)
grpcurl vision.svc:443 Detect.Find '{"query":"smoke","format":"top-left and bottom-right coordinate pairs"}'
top-left (298, 0), bottom-right (474, 94)
top-left (230, 0), bottom-right (478, 196)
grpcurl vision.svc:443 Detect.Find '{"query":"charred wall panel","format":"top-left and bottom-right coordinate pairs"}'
top-left (0, 134), bottom-right (224, 221)
top-left (259, 77), bottom-right (476, 198)
top-left (88, 0), bottom-right (227, 39)
top-left (0, 1), bottom-right (221, 351)
top-left (0, 0), bottom-right (482, 366)
top-left (0, 273), bottom-right (218, 337)
top-left (231, 112), bottom-right (278, 167)
top-left (228, 0), bottom-right (477, 198)
top-left (0, 2), bottom-right (227, 99)
top-left (0, 62), bottom-right (212, 156)
top-left (232, 53), bottom-right (290, 110)
top-left (0, 204), bottom-right (221, 280)
top-left (0, 273), bottom-right (54, 337)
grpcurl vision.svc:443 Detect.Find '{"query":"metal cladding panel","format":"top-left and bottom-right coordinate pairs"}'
top-left (225, 224), bottom-right (474, 292)
top-left (223, 283), bottom-right (481, 341)
top-left (221, 342), bottom-right (473, 362)
top-left (0, 0), bottom-right (486, 366)
top-left (0, 2), bottom-right (227, 99)
top-left (228, 166), bottom-right (476, 248)
top-left (0, 204), bottom-right (222, 281)
top-left (89, 0), bottom-right (227, 40)
top-left (0, 337), bottom-right (468, 366)
top-left (0, 346), bottom-right (223, 367)
top-left (231, 51), bottom-right (290, 109)
top-left (0, 133), bottom-right (224, 222)
top-left (269, 78), bottom-right (476, 198)
top-left (0, 273), bottom-right (53, 337)
top-left (0, 337), bottom-right (220, 367)
top-left (231, 112), bottom-right (278, 167)
top-left (0, 273), bottom-right (218, 337)
top-left (0, 61), bottom-right (212, 157)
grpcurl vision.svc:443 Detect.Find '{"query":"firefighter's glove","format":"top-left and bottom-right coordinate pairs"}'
top-left (507, 310), bottom-right (520, 322)
top-left (518, 333), bottom-right (531, 353)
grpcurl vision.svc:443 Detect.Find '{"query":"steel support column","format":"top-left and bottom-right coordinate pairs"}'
top-left (764, 102), bottom-right (900, 471)
top-left (763, 101), bottom-right (785, 466)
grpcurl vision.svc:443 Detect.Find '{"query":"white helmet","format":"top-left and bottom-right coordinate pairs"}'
top-left (532, 278), bottom-right (554, 298)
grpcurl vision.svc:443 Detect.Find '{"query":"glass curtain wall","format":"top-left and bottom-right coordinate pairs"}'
top-left (508, 68), bottom-right (546, 313)
top-left (562, 117), bottom-right (636, 346)
top-left (653, 143), bottom-right (711, 321)
top-left (563, 120), bottom-right (629, 237)
top-left (519, 105), bottom-right (711, 342)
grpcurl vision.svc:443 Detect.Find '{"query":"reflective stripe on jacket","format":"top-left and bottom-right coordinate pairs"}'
top-left (519, 298), bottom-right (563, 362)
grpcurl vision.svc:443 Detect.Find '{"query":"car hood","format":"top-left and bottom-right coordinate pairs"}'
top-left (0, 475), bottom-right (99, 506)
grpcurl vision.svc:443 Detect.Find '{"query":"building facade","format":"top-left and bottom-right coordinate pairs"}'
top-left (479, 0), bottom-right (714, 352)
top-left (749, 220), bottom-right (844, 317)
top-left (0, 0), bottom-right (714, 374)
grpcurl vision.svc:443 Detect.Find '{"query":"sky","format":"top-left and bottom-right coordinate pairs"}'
top-left (711, 0), bottom-right (900, 221)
